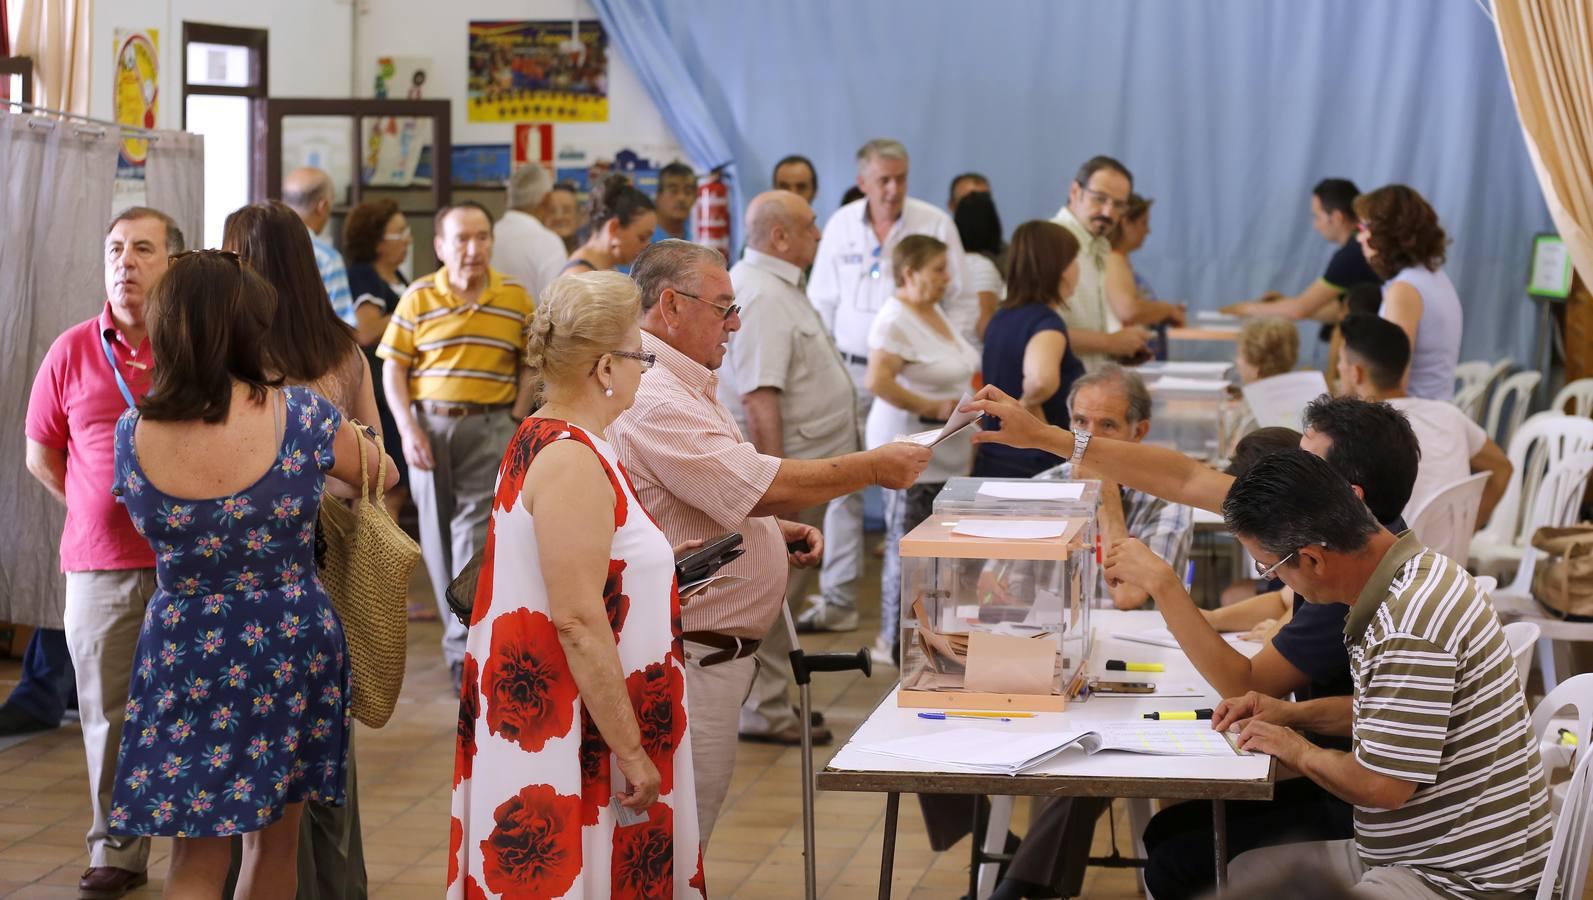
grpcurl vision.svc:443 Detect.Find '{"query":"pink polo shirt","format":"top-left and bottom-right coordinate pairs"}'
top-left (24, 305), bottom-right (156, 572)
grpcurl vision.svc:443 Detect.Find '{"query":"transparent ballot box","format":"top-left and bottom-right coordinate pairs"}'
top-left (897, 514), bottom-right (1093, 712)
top-left (934, 476), bottom-right (1102, 521)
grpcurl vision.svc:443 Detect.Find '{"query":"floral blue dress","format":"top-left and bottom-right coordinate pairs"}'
top-left (107, 386), bottom-right (351, 838)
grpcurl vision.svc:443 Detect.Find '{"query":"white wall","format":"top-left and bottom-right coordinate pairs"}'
top-left (90, 0), bottom-right (355, 129)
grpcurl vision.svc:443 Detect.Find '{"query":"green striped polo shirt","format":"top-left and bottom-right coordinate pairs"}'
top-left (1344, 530), bottom-right (1551, 898)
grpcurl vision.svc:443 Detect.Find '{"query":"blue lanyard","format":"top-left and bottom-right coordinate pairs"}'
top-left (99, 331), bottom-right (138, 409)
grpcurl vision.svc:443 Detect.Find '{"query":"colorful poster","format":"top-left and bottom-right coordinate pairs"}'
top-left (467, 21), bottom-right (609, 123)
top-left (112, 28), bottom-right (159, 179)
top-left (362, 56), bottom-right (433, 187)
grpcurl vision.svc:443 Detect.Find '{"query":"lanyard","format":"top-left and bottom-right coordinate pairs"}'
top-left (99, 331), bottom-right (138, 409)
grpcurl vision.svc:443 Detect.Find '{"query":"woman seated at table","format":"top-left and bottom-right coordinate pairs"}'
top-left (864, 235), bottom-right (981, 666)
top-left (1352, 185), bottom-right (1461, 400)
top-left (448, 271), bottom-right (705, 899)
top-left (1221, 317), bottom-right (1300, 456)
top-left (973, 221), bottom-right (1085, 479)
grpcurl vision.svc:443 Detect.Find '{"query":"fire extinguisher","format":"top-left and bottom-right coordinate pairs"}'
top-left (694, 168), bottom-right (731, 262)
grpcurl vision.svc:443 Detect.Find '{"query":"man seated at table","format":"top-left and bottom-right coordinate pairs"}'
top-left (1220, 178), bottom-right (1382, 322)
top-left (1215, 449), bottom-right (1550, 899)
top-left (1037, 364), bottom-right (1192, 610)
top-left (1335, 313), bottom-right (1511, 528)
top-left (964, 388), bottom-right (1421, 900)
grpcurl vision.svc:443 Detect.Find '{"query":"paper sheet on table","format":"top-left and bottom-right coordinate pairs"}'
top-left (1150, 376), bottom-right (1231, 394)
top-left (679, 574), bottom-right (744, 599)
top-left (1241, 371), bottom-right (1329, 429)
top-left (1144, 361), bottom-right (1235, 378)
top-left (856, 727), bottom-right (1092, 775)
top-left (902, 391), bottom-right (980, 448)
top-left (1195, 311), bottom-right (1242, 325)
top-left (977, 481), bottom-right (1085, 501)
top-left (952, 518), bottom-right (1066, 540)
top-left (1083, 721), bottom-right (1244, 757)
top-left (1114, 627), bottom-right (1257, 651)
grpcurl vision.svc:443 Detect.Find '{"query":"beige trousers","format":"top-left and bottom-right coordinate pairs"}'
top-left (1228, 838), bottom-right (1456, 899)
top-left (683, 640), bottom-right (757, 848)
top-left (62, 568), bottom-right (155, 870)
top-left (739, 505), bottom-right (819, 736)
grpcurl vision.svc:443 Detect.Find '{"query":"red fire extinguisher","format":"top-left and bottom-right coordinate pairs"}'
top-left (694, 168), bottom-right (731, 262)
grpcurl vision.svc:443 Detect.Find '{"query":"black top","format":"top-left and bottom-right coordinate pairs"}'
top-left (1320, 238), bottom-right (1381, 292)
top-left (347, 263), bottom-right (407, 318)
top-left (974, 304), bottom-right (1086, 478)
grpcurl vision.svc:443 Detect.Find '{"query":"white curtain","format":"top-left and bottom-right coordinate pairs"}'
top-left (12, 0), bottom-right (90, 115)
top-left (145, 130), bottom-right (205, 251)
top-left (0, 113), bottom-right (118, 627)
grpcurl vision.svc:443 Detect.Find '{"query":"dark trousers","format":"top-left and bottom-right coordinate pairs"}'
top-left (1142, 777), bottom-right (1354, 900)
top-left (918, 795), bottom-right (1109, 897)
top-left (3, 627), bottom-right (73, 724)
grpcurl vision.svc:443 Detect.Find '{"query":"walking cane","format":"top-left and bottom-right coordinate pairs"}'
top-left (780, 603), bottom-right (873, 900)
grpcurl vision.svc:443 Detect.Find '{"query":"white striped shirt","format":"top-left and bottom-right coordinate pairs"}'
top-left (1345, 531), bottom-right (1551, 898)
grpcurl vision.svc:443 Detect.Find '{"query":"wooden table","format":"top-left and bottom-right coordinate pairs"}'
top-left (1167, 325), bottom-right (1241, 342)
top-left (817, 611), bottom-right (1275, 898)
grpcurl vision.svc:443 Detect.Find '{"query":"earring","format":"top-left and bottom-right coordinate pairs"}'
top-left (604, 387), bottom-right (614, 397)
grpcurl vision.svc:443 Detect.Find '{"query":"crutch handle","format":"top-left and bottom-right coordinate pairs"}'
top-left (789, 648), bottom-right (872, 685)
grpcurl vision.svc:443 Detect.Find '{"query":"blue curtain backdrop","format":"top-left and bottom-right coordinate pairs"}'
top-left (594, 0), bottom-right (1552, 365)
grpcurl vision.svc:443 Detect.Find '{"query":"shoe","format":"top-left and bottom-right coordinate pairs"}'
top-left (449, 660), bottom-right (463, 695)
top-left (739, 724), bottom-right (833, 746)
top-left (791, 705), bottom-right (825, 728)
top-left (869, 636), bottom-right (898, 669)
top-left (0, 704), bottom-right (55, 737)
top-left (78, 866), bottom-right (148, 900)
top-left (795, 602), bottom-right (859, 633)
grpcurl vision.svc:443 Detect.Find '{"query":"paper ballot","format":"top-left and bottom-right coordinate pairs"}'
top-left (857, 721), bottom-right (1241, 774)
top-left (903, 391), bottom-right (981, 448)
top-left (976, 481), bottom-right (1085, 501)
top-left (1149, 376), bottom-right (1231, 395)
top-left (1241, 371), bottom-right (1329, 429)
top-left (952, 519), bottom-right (1067, 540)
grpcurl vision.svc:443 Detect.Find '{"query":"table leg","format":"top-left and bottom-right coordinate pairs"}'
top-left (878, 792), bottom-right (900, 900)
top-left (1212, 799), bottom-right (1228, 893)
top-left (968, 796), bottom-right (988, 900)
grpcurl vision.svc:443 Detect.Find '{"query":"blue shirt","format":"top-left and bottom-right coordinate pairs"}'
top-left (310, 229), bottom-right (354, 325)
top-left (973, 304), bottom-right (1086, 478)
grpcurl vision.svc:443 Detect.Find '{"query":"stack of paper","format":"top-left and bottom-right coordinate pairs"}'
top-left (976, 481), bottom-right (1085, 501)
top-left (1141, 361), bottom-right (1235, 379)
top-left (1149, 376), bottom-right (1231, 395)
top-left (857, 727), bottom-right (1091, 774)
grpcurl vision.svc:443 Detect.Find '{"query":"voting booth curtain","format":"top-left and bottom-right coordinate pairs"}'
top-left (1493, 0), bottom-right (1593, 287)
top-left (597, 0), bottom-right (1553, 365)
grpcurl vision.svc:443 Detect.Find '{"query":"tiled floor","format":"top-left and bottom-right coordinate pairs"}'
top-left (0, 558), bottom-right (1137, 899)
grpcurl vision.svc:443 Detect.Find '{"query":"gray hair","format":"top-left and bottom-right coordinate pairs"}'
top-left (281, 173), bottom-right (331, 214)
top-left (631, 239), bottom-right (726, 312)
top-left (856, 138), bottom-right (909, 174)
top-left (1067, 363), bottom-right (1153, 427)
top-left (106, 206), bottom-right (185, 254)
top-left (506, 163), bottom-right (553, 211)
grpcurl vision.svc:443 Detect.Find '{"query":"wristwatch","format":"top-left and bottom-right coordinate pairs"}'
top-left (1069, 429), bottom-right (1091, 467)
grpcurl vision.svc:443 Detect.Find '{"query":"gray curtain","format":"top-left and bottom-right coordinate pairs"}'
top-left (0, 114), bottom-right (119, 627)
top-left (145, 129), bottom-right (204, 250)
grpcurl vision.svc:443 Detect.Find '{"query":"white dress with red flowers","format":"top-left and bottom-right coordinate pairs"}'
top-left (449, 418), bottom-right (705, 899)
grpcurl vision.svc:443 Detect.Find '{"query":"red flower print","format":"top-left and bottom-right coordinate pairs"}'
top-left (483, 609), bottom-right (577, 752)
top-left (496, 419), bottom-right (569, 513)
top-left (611, 803), bottom-right (674, 900)
top-left (480, 783), bottom-right (583, 899)
top-left (689, 852), bottom-right (706, 894)
top-left (625, 663), bottom-right (686, 795)
top-left (463, 874), bottom-right (488, 900)
top-left (469, 527), bottom-right (497, 629)
top-left (577, 709), bottom-right (609, 826)
top-left (448, 815), bottom-right (463, 886)
top-left (604, 558), bottom-right (631, 637)
top-left (454, 654), bottom-right (480, 788)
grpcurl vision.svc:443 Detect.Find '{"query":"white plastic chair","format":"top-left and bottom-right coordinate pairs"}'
top-left (1506, 620), bottom-right (1542, 691)
top-left (1490, 450), bottom-right (1593, 693)
top-left (1531, 674), bottom-right (1593, 899)
top-left (1485, 370), bottom-right (1544, 450)
top-left (1453, 361), bottom-right (1493, 397)
top-left (1471, 415), bottom-right (1593, 581)
top-left (1452, 381), bottom-right (1489, 424)
top-left (1408, 472), bottom-right (1489, 564)
top-left (1552, 378), bottom-right (1593, 420)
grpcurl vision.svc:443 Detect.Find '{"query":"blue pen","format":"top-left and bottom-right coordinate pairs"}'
top-left (918, 711), bottom-right (1016, 722)
top-left (1184, 560), bottom-right (1196, 592)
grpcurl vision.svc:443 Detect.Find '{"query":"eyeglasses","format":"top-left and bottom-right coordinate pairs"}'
top-left (1254, 549), bottom-right (1298, 580)
top-left (673, 288), bottom-right (740, 320)
top-left (610, 350), bottom-right (656, 370)
top-left (383, 228), bottom-right (412, 241)
top-left (1356, 222), bottom-right (1371, 235)
top-left (1080, 187), bottom-right (1129, 213)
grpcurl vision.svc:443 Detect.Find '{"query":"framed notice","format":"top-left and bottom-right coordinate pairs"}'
top-left (1529, 233), bottom-right (1573, 299)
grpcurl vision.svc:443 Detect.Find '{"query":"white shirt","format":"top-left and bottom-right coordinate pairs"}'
top-left (1382, 266), bottom-right (1463, 401)
top-left (1388, 395), bottom-right (1487, 520)
top-left (864, 297), bottom-right (980, 483)
top-left (808, 196), bottom-right (967, 360)
top-left (957, 252), bottom-right (1005, 347)
top-left (719, 249), bottom-right (861, 460)
top-left (491, 209), bottom-right (567, 302)
top-left (1050, 205), bottom-right (1120, 370)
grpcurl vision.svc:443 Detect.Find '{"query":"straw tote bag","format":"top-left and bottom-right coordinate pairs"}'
top-left (318, 424), bottom-right (420, 728)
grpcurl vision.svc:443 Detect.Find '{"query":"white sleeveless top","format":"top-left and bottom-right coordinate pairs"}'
top-left (1381, 266), bottom-right (1462, 400)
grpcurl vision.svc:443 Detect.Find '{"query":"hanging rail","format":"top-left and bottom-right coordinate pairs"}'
top-left (3, 98), bottom-right (160, 141)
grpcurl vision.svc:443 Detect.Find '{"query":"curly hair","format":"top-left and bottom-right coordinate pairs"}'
top-left (342, 199), bottom-right (402, 265)
top-left (1237, 318), bottom-right (1299, 380)
top-left (1353, 185), bottom-right (1447, 280)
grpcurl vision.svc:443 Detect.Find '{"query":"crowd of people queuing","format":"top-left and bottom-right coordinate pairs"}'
top-left (5, 130), bottom-right (1544, 900)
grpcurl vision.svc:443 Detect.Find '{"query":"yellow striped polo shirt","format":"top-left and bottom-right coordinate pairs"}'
top-left (375, 267), bottom-right (534, 405)
top-left (1344, 530), bottom-right (1551, 899)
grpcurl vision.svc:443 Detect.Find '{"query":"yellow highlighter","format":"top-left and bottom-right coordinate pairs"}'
top-left (1106, 659), bottom-right (1165, 673)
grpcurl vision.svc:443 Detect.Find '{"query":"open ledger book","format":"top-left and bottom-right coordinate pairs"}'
top-left (858, 722), bottom-right (1242, 775)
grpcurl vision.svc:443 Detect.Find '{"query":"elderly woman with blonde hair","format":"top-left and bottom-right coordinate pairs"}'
top-left (448, 271), bottom-right (705, 899)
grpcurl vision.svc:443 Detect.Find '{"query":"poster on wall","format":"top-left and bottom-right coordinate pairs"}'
top-left (512, 123), bottom-right (554, 172)
top-left (112, 28), bottom-right (159, 181)
top-left (362, 56), bottom-right (434, 187)
top-left (466, 20), bottom-right (609, 123)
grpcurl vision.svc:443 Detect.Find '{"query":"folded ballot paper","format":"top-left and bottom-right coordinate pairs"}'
top-left (857, 722), bottom-right (1241, 775)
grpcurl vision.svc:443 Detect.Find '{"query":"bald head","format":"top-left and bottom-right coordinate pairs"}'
top-left (745, 190), bottom-right (820, 270)
top-left (282, 167), bottom-right (334, 232)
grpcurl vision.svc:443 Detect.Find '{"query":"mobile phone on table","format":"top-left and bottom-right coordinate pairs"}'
top-left (1092, 680), bottom-right (1156, 695)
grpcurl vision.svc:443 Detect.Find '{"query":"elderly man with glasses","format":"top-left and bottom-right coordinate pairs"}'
top-left (606, 239), bottom-right (932, 846)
